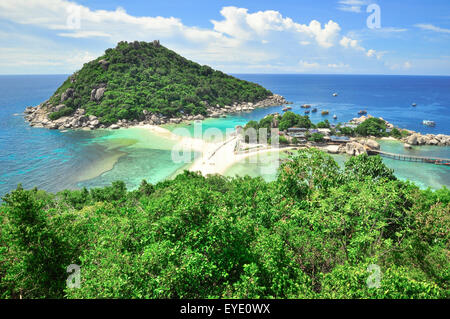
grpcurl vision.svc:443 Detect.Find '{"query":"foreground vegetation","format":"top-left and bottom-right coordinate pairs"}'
top-left (0, 150), bottom-right (448, 299)
top-left (47, 41), bottom-right (271, 124)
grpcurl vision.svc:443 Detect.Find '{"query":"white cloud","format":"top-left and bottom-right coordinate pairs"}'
top-left (328, 63), bottom-right (349, 68)
top-left (299, 60), bottom-right (320, 68)
top-left (0, 47), bottom-right (99, 72)
top-left (415, 24), bottom-right (450, 34)
top-left (339, 6), bottom-right (362, 13)
top-left (388, 61), bottom-right (412, 71)
top-left (58, 31), bottom-right (111, 38)
top-left (0, 0), bottom-right (387, 74)
top-left (337, 0), bottom-right (367, 13)
top-left (340, 36), bottom-right (383, 60)
top-left (375, 27), bottom-right (408, 33)
top-left (296, 20), bottom-right (341, 48)
top-left (340, 36), bottom-right (360, 49)
top-left (366, 49), bottom-right (376, 57)
top-left (212, 7), bottom-right (341, 48)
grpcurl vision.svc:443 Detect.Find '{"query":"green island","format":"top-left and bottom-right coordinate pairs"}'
top-left (239, 112), bottom-right (450, 158)
top-left (1, 149), bottom-right (448, 299)
top-left (24, 41), bottom-right (288, 130)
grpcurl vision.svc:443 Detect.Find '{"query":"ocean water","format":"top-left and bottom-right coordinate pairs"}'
top-left (234, 74), bottom-right (450, 135)
top-left (0, 74), bottom-right (449, 197)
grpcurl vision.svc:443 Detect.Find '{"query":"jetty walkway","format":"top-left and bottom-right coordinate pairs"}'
top-left (368, 150), bottom-right (450, 166)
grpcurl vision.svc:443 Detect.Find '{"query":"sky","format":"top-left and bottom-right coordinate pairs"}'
top-left (0, 0), bottom-right (449, 75)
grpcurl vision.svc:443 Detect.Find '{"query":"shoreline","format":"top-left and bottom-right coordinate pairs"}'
top-left (23, 94), bottom-right (290, 131)
top-left (128, 124), bottom-right (298, 177)
top-left (22, 103), bottom-right (450, 183)
top-left (67, 118), bottom-right (450, 182)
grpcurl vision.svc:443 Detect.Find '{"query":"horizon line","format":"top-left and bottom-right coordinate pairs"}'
top-left (0, 73), bottom-right (450, 77)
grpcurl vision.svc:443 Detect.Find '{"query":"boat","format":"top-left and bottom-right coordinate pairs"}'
top-left (333, 114), bottom-right (337, 119)
top-left (282, 106), bottom-right (292, 112)
top-left (311, 108), bottom-right (318, 113)
top-left (321, 110), bottom-right (329, 116)
top-left (412, 103), bottom-right (417, 107)
top-left (358, 110), bottom-right (367, 115)
top-left (422, 120), bottom-right (436, 127)
top-left (305, 110), bottom-right (310, 114)
top-left (333, 93), bottom-right (338, 97)
top-left (301, 104), bottom-right (311, 109)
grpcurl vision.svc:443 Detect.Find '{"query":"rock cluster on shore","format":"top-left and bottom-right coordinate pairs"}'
top-left (404, 132), bottom-right (450, 146)
top-left (349, 114), bottom-right (450, 147)
top-left (349, 115), bottom-right (395, 129)
top-left (332, 138), bottom-right (380, 156)
top-left (24, 94), bottom-right (290, 130)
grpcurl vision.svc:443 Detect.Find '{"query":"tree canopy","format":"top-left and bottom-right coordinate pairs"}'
top-left (1, 149), bottom-right (448, 299)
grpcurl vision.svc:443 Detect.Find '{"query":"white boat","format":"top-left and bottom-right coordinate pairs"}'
top-left (332, 93), bottom-right (338, 97)
top-left (333, 115), bottom-right (337, 119)
top-left (422, 120), bottom-right (435, 127)
top-left (412, 103), bottom-right (417, 107)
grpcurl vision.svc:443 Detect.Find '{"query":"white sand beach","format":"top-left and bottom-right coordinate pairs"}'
top-left (136, 123), bottom-right (293, 176)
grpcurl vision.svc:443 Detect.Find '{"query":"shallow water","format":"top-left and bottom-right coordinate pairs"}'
top-left (0, 74), bottom-right (449, 196)
top-left (376, 140), bottom-right (450, 189)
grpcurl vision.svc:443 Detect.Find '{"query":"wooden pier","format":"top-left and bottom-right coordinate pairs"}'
top-left (368, 150), bottom-right (450, 166)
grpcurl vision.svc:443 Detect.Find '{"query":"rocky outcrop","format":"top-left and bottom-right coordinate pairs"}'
top-left (358, 138), bottom-right (380, 150)
top-left (24, 94), bottom-right (290, 131)
top-left (345, 142), bottom-right (367, 156)
top-left (60, 88), bottom-right (74, 102)
top-left (203, 94), bottom-right (290, 118)
top-left (98, 59), bottom-right (109, 70)
top-left (404, 133), bottom-right (450, 146)
top-left (24, 104), bottom-right (106, 130)
top-left (348, 115), bottom-right (450, 147)
top-left (90, 87), bottom-right (106, 101)
top-left (349, 114), bottom-right (394, 129)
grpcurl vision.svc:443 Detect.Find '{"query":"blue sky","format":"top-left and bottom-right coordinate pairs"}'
top-left (0, 0), bottom-right (449, 75)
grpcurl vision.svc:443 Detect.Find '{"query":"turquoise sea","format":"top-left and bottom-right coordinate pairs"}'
top-left (0, 74), bottom-right (449, 196)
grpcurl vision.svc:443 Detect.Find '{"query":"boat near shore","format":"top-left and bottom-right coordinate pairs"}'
top-left (422, 120), bottom-right (436, 127)
top-left (321, 110), bottom-right (329, 116)
top-left (311, 108), bottom-right (318, 113)
top-left (358, 110), bottom-right (367, 115)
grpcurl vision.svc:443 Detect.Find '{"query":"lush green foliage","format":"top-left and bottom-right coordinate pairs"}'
top-left (1, 151), bottom-right (448, 299)
top-left (316, 120), bottom-right (330, 128)
top-left (338, 126), bottom-right (355, 136)
top-left (48, 41), bottom-right (272, 124)
top-left (355, 118), bottom-right (387, 137)
top-left (279, 111), bottom-right (314, 131)
top-left (308, 132), bottom-right (325, 142)
top-left (279, 135), bottom-right (290, 144)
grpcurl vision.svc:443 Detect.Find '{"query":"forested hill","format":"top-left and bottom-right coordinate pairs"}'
top-left (37, 40), bottom-right (272, 125)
